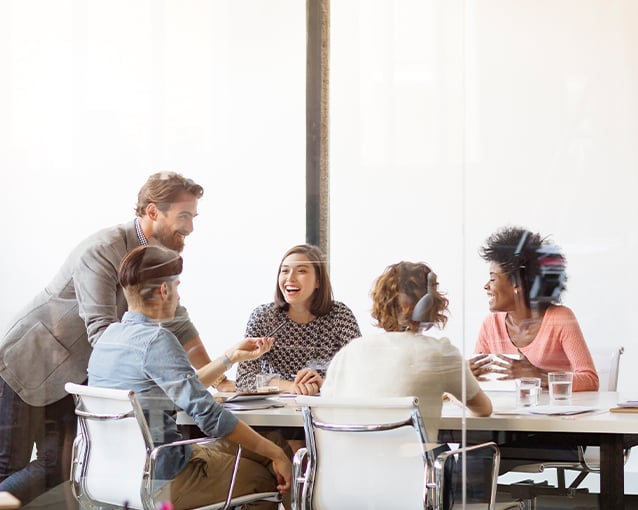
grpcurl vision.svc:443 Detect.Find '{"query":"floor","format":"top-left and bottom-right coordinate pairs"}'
top-left (18, 481), bottom-right (638, 510)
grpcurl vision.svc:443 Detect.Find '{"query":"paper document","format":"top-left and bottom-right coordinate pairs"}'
top-left (222, 400), bottom-right (284, 411)
top-left (616, 400), bottom-right (638, 408)
top-left (495, 405), bottom-right (597, 416)
top-left (216, 390), bottom-right (281, 403)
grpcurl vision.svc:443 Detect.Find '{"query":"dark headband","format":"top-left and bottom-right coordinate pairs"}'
top-left (138, 255), bottom-right (183, 283)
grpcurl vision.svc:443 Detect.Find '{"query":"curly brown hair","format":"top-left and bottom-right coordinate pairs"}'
top-left (371, 261), bottom-right (449, 332)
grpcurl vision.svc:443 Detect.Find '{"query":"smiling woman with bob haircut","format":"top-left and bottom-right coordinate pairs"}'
top-left (233, 244), bottom-right (361, 395)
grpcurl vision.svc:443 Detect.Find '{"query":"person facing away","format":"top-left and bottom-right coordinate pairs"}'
top-left (321, 261), bottom-right (492, 445)
top-left (0, 171), bottom-right (219, 504)
top-left (227, 244), bottom-right (361, 395)
top-left (88, 245), bottom-right (291, 510)
top-left (469, 225), bottom-right (598, 391)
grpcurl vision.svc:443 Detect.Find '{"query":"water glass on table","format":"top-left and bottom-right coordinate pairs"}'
top-left (515, 377), bottom-right (541, 406)
top-left (548, 371), bottom-right (573, 401)
top-left (256, 373), bottom-right (280, 392)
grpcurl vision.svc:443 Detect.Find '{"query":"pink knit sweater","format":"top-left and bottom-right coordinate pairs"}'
top-left (475, 305), bottom-right (599, 391)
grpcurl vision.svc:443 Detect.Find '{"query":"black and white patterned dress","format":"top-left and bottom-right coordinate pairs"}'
top-left (235, 301), bottom-right (361, 391)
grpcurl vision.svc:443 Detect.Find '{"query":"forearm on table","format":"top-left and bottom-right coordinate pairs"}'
top-left (573, 371), bottom-right (599, 391)
top-left (278, 379), bottom-right (295, 392)
top-left (467, 391), bottom-right (493, 416)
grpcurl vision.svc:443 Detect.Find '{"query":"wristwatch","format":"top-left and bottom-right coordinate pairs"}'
top-left (212, 374), bottom-right (228, 388)
top-left (222, 354), bottom-right (233, 371)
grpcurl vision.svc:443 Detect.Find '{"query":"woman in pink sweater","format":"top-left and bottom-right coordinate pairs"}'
top-left (470, 226), bottom-right (598, 392)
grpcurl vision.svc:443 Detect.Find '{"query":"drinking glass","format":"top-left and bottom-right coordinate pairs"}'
top-left (256, 373), bottom-right (280, 392)
top-left (515, 377), bottom-right (541, 406)
top-left (548, 371), bottom-right (573, 401)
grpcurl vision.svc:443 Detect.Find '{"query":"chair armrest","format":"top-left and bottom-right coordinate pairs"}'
top-left (432, 442), bottom-right (500, 510)
top-left (146, 436), bottom-right (221, 487)
top-left (152, 435), bottom-right (219, 454)
top-left (148, 436), bottom-right (241, 510)
top-left (510, 444), bottom-right (632, 476)
top-left (292, 447), bottom-right (308, 510)
top-left (70, 432), bottom-right (85, 501)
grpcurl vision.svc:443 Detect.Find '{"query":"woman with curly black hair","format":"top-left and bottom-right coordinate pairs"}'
top-left (470, 225), bottom-right (598, 391)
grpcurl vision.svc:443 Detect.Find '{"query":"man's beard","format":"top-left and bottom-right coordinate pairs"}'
top-left (155, 225), bottom-right (185, 252)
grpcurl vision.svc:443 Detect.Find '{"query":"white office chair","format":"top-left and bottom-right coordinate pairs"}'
top-left (506, 346), bottom-right (627, 492)
top-left (65, 382), bottom-right (281, 510)
top-left (292, 395), bottom-right (522, 510)
top-left (594, 346), bottom-right (623, 392)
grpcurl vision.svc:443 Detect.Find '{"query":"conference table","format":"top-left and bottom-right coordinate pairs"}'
top-left (178, 390), bottom-right (638, 509)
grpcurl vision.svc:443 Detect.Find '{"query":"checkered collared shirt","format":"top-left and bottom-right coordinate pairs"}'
top-left (134, 217), bottom-right (148, 246)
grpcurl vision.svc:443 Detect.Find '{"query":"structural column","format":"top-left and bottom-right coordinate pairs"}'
top-left (306, 0), bottom-right (330, 258)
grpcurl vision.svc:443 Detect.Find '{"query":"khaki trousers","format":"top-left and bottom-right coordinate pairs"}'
top-left (158, 431), bottom-right (291, 510)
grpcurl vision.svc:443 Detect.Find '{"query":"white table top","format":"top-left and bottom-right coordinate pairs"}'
top-left (178, 390), bottom-right (638, 435)
top-left (440, 390), bottom-right (638, 435)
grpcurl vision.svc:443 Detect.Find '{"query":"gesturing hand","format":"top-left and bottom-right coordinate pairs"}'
top-left (470, 352), bottom-right (546, 384)
top-left (469, 354), bottom-right (493, 381)
top-left (228, 337), bottom-right (275, 363)
top-left (488, 353), bottom-right (546, 382)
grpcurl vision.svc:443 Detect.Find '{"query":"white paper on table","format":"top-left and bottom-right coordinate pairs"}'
top-left (219, 390), bottom-right (281, 403)
top-left (494, 405), bottom-right (598, 416)
top-left (222, 400), bottom-right (285, 411)
top-left (616, 400), bottom-right (638, 408)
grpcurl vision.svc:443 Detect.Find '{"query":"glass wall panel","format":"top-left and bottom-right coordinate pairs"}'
top-left (331, 0), bottom-right (638, 494)
top-left (0, 0), bottom-right (306, 361)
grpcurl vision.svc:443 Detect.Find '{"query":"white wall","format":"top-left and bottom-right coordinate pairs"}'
top-left (330, 0), bottom-right (638, 391)
top-left (0, 0), bottom-right (306, 374)
top-left (1, 1), bottom-right (637, 392)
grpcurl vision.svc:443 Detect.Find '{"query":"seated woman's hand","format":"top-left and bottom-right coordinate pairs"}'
top-left (294, 369), bottom-right (322, 395)
top-left (294, 368), bottom-right (322, 386)
top-left (278, 371), bottom-right (322, 395)
top-left (469, 353), bottom-right (493, 380)
top-left (490, 353), bottom-right (547, 384)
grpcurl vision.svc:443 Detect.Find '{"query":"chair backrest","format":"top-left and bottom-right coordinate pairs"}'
top-left (590, 346), bottom-right (624, 391)
top-left (296, 395), bottom-right (432, 510)
top-left (65, 382), bottom-right (153, 510)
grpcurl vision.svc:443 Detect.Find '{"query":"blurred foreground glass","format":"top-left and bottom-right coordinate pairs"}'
top-left (516, 377), bottom-right (541, 407)
top-left (256, 373), bottom-right (280, 392)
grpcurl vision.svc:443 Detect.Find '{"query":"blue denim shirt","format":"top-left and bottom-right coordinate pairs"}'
top-left (87, 311), bottom-right (238, 483)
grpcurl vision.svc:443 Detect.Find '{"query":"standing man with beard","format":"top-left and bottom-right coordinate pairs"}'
top-left (0, 172), bottom-right (215, 504)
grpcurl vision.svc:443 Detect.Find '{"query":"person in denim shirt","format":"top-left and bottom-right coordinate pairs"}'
top-left (88, 245), bottom-right (291, 510)
top-left (0, 172), bottom-right (214, 504)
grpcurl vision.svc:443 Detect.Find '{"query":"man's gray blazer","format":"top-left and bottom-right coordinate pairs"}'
top-left (0, 220), bottom-right (198, 406)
